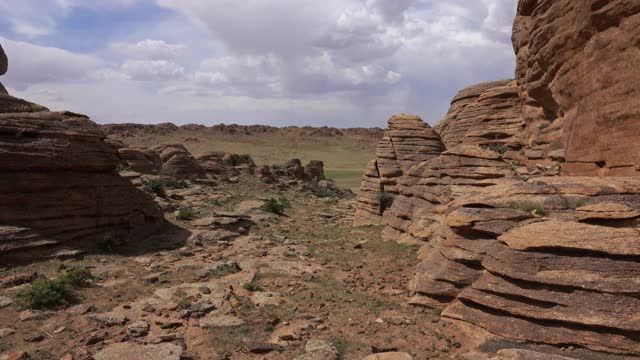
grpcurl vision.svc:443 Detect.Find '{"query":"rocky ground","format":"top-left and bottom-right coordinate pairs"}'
top-left (0, 177), bottom-right (460, 360)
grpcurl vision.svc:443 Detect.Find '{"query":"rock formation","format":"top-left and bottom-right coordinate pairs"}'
top-left (196, 151), bottom-right (255, 176)
top-left (117, 147), bottom-right (162, 175)
top-left (0, 111), bottom-right (162, 261)
top-left (149, 144), bottom-right (206, 180)
top-left (0, 42), bottom-right (7, 95)
top-left (353, 114), bottom-right (443, 226)
top-left (513, 0), bottom-right (640, 176)
top-left (354, 1), bottom-right (640, 355)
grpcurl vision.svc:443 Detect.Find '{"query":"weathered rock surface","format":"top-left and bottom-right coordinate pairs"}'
top-left (0, 111), bottom-right (162, 259)
top-left (117, 146), bottom-right (162, 174)
top-left (149, 144), bottom-right (206, 180)
top-left (354, 114), bottom-right (444, 226)
top-left (435, 79), bottom-right (524, 150)
top-left (513, 0), bottom-right (640, 176)
top-left (196, 151), bottom-right (255, 176)
top-left (0, 42), bottom-right (7, 94)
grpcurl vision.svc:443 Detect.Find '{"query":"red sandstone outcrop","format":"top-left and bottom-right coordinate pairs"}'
top-left (435, 79), bottom-right (525, 150)
top-left (0, 111), bottom-right (162, 260)
top-left (149, 144), bottom-right (206, 180)
top-left (513, 0), bottom-right (640, 176)
top-left (353, 115), bottom-right (443, 226)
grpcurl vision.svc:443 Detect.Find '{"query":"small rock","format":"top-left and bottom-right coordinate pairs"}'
top-left (0, 296), bottom-right (13, 308)
top-left (0, 351), bottom-right (30, 360)
top-left (199, 315), bottom-right (245, 328)
top-left (363, 353), bottom-right (413, 360)
top-left (143, 273), bottom-right (162, 283)
top-left (127, 321), bottom-right (150, 338)
top-left (66, 304), bottom-right (94, 315)
top-left (198, 286), bottom-right (211, 294)
top-left (243, 340), bottom-right (279, 354)
top-left (92, 342), bottom-right (183, 360)
top-left (59, 355), bottom-right (73, 360)
top-left (24, 333), bottom-right (44, 342)
top-left (90, 312), bottom-right (128, 326)
top-left (0, 328), bottom-right (16, 338)
top-left (85, 334), bottom-right (105, 345)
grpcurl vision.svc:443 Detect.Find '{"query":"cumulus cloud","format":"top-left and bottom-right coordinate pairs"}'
top-left (111, 39), bottom-right (186, 60)
top-left (0, 36), bottom-right (102, 90)
top-left (1, 0), bottom-right (519, 127)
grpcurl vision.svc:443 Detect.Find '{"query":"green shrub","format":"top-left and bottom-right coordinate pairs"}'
top-left (15, 268), bottom-right (93, 309)
top-left (177, 298), bottom-right (192, 310)
top-left (242, 280), bottom-right (264, 292)
top-left (141, 178), bottom-right (165, 197)
top-left (482, 142), bottom-right (508, 155)
top-left (261, 197), bottom-right (291, 215)
top-left (378, 192), bottom-right (395, 211)
top-left (509, 201), bottom-right (547, 216)
top-left (176, 207), bottom-right (197, 221)
top-left (568, 199), bottom-right (586, 210)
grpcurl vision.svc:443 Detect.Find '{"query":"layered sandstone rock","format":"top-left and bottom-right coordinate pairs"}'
top-left (353, 115), bottom-right (443, 226)
top-left (513, 0), bottom-right (640, 176)
top-left (437, 177), bottom-right (640, 354)
top-left (435, 80), bottom-right (525, 150)
top-left (196, 151), bottom-right (255, 177)
top-left (0, 111), bottom-right (162, 260)
top-left (117, 147), bottom-right (162, 174)
top-left (150, 144), bottom-right (206, 180)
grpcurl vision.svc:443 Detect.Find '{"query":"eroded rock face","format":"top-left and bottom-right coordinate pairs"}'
top-left (150, 144), bottom-right (206, 180)
top-left (513, 0), bottom-right (640, 176)
top-left (353, 114), bottom-right (444, 226)
top-left (435, 80), bottom-right (525, 150)
top-left (117, 147), bottom-right (162, 174)
top-left (0, 111), bottom-right (162, 260)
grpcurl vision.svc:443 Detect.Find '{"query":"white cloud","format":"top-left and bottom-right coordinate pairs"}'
top-left (111, 39), bottom-right (186, 60)
top-left (121, 60), bottom-right (185, 81)
top-left (0, 0), bottom-right (519, 127)
top-left (0, 36), bottom-right (102, 90)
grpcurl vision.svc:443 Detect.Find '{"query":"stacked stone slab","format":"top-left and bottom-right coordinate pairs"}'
top-left (435, 80), bottom-right (525, 150)
top-left (353, 114), bottom-right (443, 226)
top-left (150, 144), bottom-right (206, 180)
top-left (513, 0), bottom-right (640, 175)
top-left (117, 147), bottom-right (162, 174)
top-left (0, 111), bottom-right (162, 261)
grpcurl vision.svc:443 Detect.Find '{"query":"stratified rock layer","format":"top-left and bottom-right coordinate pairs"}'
top-left (435, 80), bottom-right (524, 150)
top-left (353, 114), bottom-right (443, 226)
top-left (150, 144), bottom-right (206, 180)
top-left (513, 0), bottom-right (640, 176)
top-left (117, 147), bottom-right (162, 174)
top-left (0, 111), bottom-right (162, 260)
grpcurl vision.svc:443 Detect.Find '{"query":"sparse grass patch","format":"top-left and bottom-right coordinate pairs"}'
top-left (330, 334), bottom-right (352, 356)
top-left (509, 201), bottom-right (547, 216)
top-left (261, 197), bottom-right (291, 215)
top-left (176, 207), bottom-right (198, 221)
top-left (243, 279), bottom-right (264, 292)
top-left (141, 178), bottom-right (166, 197)
top-left (15, 268), bottom-right (94, 309)
top-left (568, 199), bottom-right (586, 209)
top-left (482, 142), bottom-right (508, 155)
top-left (177, 298), bottom-right (192, 310)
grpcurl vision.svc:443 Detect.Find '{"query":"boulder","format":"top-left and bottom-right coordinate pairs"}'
top-left (150, 144), bottom-right (206, 180)
top-left (0, 111), bottom-right (162, 260)
top-left (117, 147), bottom-right (162, 174)
top-left (305, 160), bottom-right (325, 181)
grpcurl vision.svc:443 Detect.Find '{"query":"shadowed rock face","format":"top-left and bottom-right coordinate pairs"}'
top-left (513, 0), bottom-right (640, 176)
top-left (0, 42), bottom-right (8, 94)
top-left (0, 111), bottom-right (163, 261)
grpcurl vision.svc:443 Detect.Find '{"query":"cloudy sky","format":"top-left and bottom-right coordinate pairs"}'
top-left (0, 0), bottom-right (518, 127)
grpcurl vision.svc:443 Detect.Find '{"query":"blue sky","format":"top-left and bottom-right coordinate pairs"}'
top-left (0, 0), bottom-right (518, 127)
